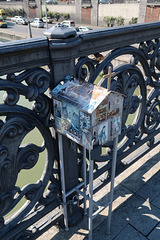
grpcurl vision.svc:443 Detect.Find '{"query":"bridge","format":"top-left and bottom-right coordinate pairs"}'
top-left (0, 21), bottom-right (160, 239)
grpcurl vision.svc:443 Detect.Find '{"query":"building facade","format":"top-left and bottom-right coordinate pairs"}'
top-left (23, 0), bottom-right (42, 18)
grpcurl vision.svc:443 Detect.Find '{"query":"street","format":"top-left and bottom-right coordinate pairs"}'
top-left (6, 19), bottom-right (54, 38)
top-left (4, 19), bottom-right (103, 39)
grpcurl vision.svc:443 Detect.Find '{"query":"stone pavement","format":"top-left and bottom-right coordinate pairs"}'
top-left (37, 142), bottom-right (160, 240)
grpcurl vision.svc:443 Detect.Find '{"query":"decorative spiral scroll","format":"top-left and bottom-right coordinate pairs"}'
top-left (140, 39), bottom-right (160, 87)
top-left (76, 45), bottom-right (150, 158)
top-left (75, 57), bottom-right (96, 83)
top-left (0, 68), bottom-right (58, 236)
top-left (143, 97), bottom-right (160, 134)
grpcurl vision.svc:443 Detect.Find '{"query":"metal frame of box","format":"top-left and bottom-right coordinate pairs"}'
top-left (51, 76), bottom-right (124, 239)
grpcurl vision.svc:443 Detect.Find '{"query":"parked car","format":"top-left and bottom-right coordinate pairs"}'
top-left (31, 18), bottom-right (43, 22)
top-left (42, 17), bottom-right (53, 23)
top-left (76, 26), bottom-right (93, 32)
top-left (16, 17), bottom-right (28, 25)
top-left (99, 0), bottom-right (112, 3)
top-left (30, 20), bottom-right (44, 28)
top-left (0, 17), bottom-right (7, 28)
top-left (11, 16), bottom-right (23, 22)
top-left (46, 0), bottom-right (58, 4)
top-left (61, 20), bottom-right (75, 28)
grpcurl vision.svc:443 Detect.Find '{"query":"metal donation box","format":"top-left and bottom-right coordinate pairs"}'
top-left (51, 77), bottom-right (124, 149)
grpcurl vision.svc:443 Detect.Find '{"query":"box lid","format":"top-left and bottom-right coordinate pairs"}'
top-left (51, 78), bottom-right (111, 114)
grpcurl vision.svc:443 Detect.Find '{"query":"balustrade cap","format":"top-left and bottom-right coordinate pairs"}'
top-left (44, 24), bottom-right (77, 39)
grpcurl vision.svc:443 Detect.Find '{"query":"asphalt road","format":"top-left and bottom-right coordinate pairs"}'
top-left (5, 19), bottom-right (104, 39)
top-left (6, 19), bottom-right (54, 38)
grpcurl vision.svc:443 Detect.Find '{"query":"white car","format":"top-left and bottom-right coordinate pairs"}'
top-left (46, 0), bottom-right (58, 4)
top-left (42, 17), bottom-right (53, 23)
top-left (30, 20), bottom-right (44, 28)
top-left (16, 17), bottom-right (28, 25)
top-left (11, 16), bottom-right (23, 22)
top-left (32, 18), bottom-right (43, 22)
top-left (76, 26), bottom-right (93, 32)
top-left (61, 20), bottom-right (75, 28)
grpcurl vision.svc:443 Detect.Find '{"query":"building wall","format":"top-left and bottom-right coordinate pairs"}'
top-left (42, 4), bottom-right (76, 20)
top-left (0, 2), bottom-right (23, 10)
top-left (0, 2), bottom-right (147, 26)
top-left (0, 1), bottom-right (41, 18)
top-left (98, 3), bottom-right (140, 26)
top-left (42, 3), bottom-right (140, 25)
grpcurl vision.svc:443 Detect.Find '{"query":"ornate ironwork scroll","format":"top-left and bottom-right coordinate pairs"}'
top-left (75, 39), bottom-right (160, 162)
top-left (0, 68), bottom-right (59, 239)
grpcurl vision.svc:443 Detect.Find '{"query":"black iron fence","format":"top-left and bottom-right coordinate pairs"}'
top-left (0, 21), bottom-right (160, 239)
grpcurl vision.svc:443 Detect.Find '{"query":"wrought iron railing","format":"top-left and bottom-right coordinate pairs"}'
top-left (0, 21), bottom-right (160, 239)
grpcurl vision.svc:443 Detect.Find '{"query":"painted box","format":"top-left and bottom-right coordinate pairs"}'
top-left (50, 77), bottom-right (124, 149)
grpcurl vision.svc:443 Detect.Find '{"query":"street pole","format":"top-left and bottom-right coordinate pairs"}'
top-left (44, 0), bottom-right (48, 29)
top-left (28, 20), bottom-right (32, 38)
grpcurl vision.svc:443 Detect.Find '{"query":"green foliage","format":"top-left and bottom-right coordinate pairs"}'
top-left (42, 10), bottom-right (70, 21)
top-left (103, 16), bottom-right (110, 27)
top-left (62, 13), bottom-right (70, 20)
top-left (47, 11), bottom-right (54, 18)
top-left (129, 17), bottom-right (138, 25)
top-left (4, 8), bottom-right (26, 17)
top-left (116, 16), bottom-right (125, 26)
top-left (103, 16), bottom-right (116, 27)
top-left (42, 11), bottom-right (45, 17)
top-left (54, 12), bottom-right (61, 21)
top-left (42, 9), bottom-right (49, 17)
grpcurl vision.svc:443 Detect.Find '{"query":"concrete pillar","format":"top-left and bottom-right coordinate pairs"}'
top-left (35, 0), bottom-right (42, 18)
top-left (138, 0), bottom-right (147, 23)
top-left (75, 0), bottom-right (81, 24)
top-left (91, 0), bottom-right (99, 26)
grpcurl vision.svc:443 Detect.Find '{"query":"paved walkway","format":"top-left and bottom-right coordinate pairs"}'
top-left (37, 143), bottom-right (160, 240)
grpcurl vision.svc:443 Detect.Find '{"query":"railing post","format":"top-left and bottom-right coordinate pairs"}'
top-left (44, 25), bottom-right (83, 226)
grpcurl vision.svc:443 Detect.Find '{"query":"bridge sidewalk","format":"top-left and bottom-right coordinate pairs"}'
top-left (38, 144), bottom-right (160, 240)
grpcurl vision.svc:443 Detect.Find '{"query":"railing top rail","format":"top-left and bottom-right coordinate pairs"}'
top-left (49, 21), bottom-right (160, 59)
top-left (0, 37), bottom-right (49, 76)
top-left (1, 21), bottom-right (160, 76)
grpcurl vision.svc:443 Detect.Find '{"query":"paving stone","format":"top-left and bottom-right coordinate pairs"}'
top-left (37, 150), bottom-right (160, 240)
top-left (92, 212), bottom-right (128, 240)
top-left (154, 170), bottom-right (160, 181)
top-left (114, 224), bottom-right (147, 240)
top-left (136, 177), bottom-right (160, 202)
top-left (148, 223), bottom-right (160, 240)
top-left (151, 193), bottom-right (160, 210)
top-left (119, 157), bottom-right (159, 193)
top-left (114, 194), bottom-right (160, 236)
top-left (95, 183), bottom-right (133, 211)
